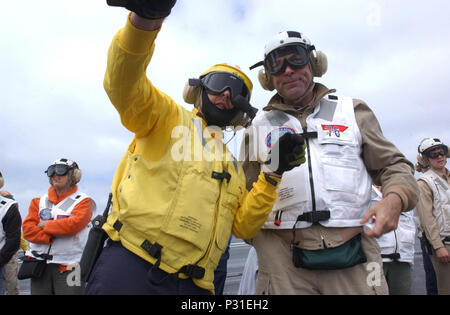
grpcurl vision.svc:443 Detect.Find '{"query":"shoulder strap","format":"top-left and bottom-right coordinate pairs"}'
top-left (103, 193), bottom-right (113, 218)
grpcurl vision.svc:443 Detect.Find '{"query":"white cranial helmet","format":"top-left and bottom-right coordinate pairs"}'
top-left (250, 31), bottom-right (328, 91)
top-left (263, 31), bottom-right (312, 57)
top-left (418, 138), bottom-right (445, 154)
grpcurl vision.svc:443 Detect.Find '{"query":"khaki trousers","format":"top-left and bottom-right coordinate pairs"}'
top-left (4, 251), bottom-right (19, 295)
top-left (252, 229), bottom-right (388, 295)
top-left (430, 244), bottom-right (450, 295)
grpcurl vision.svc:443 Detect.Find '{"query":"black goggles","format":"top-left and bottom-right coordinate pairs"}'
top-left (200, 71), bottom-right (250, 101)
top-left (425, 146), bottom-right (448, 159)
top-left (45, 164), bottom-right (71, 177)
top-left (264, 44), bottom-right (312, 76)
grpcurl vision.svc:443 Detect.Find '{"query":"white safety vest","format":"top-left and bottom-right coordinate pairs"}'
top-left (246, 95), bottom-right (372, 229)
top-left (27, 192), bottom-right (94, 265)
top-left (0, 194), bottom-right (17, 249)
top-left (419, 170), bottom-right (450, 238)
top-left (371, 187), bottom-right (416, 264)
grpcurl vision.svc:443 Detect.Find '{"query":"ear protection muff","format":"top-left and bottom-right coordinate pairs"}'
top-left (47, 159), bottom-right (82, 186)
top-left (72, 167), bottom-right (82, 184)
top-left (415, 153), bottom-right (429, 173)
top-left (257, 69), bottom-right (275, 91)
top-left (310, 50), bottom-right (327, 77)
top-left (256, 50), bottom-right (327, 91)
top-left (183, 79), bottom-right (202, 105)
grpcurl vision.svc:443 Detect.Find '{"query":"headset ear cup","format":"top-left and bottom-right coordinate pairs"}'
top-left (73, 169), bottom-right (82, 184)
top-left (183, 81), bottom-right (200, 105)
top-left (258, 69), bottom-right (275, 91)
top-left (310, 50), bottom-right (327, 77)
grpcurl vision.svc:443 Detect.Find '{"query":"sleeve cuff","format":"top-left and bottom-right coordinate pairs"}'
top-left (262, 172), bottom-right (281, 187)
top-left (118, 12), bottom-right (161, 54)
top-left (383, 184), bottom-right (409, 211)
top-left (432, 239), bottom-right (445, 250)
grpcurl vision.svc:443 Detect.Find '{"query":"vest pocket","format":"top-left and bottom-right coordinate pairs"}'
top-left (321, 155), bottom-right (362, 207)
top-left (161, 170), bottom-right (219, 254)
top-left (221, 174), bottom-right (242, 212)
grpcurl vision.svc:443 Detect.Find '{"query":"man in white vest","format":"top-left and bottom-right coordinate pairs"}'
top-left (416, 138), bottom-right (450, 294)
top-left (22, 159), bottom-right (96, 294)
top-left (0, 171), bottom-right (22, 295)
top-left (241, 31), bottom-right (419, 294)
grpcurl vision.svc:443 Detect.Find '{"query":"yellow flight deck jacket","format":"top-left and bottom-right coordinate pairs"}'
top-left (102, 16), bottom-right (280, 293)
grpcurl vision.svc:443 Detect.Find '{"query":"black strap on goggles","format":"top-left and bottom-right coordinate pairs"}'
top-left (45, 164), bottom-right (72, 177)
top-left (190, 72), bottom-right (249, 101)
top-left (200, 71), bottom-right (250, 100)
top-left (189, 76), bottom-right (258, 121)
top-left (250, 44), bottom-right (315, 74)
top-left (425, 145), bottom-right (448, 159)
top-left (265, 44), bottom-right (314, 76)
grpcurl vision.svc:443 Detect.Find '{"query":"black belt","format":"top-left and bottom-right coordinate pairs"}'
top-left (381, 253), bottom-right (400, 261)
top-left (112, 220), bottom-right (205, 284)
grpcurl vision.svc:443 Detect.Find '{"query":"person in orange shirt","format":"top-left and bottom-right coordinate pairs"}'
top-left (22, 158), bottom-right (96, 295)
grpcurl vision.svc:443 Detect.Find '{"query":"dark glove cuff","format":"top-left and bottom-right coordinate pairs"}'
top-left (134, 8), bottom-right (172, 20)
top-left (264, 173), bottom-right (280, 186)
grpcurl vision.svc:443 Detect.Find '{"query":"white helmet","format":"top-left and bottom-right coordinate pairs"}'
top-left (46, 158), bottom-right (82, 185)
top-left (418, 138), bottom-right (445, 154)
top-left (263, 31), bottom-right (312, 58)
top-left (49, 158), bottom-right (78, 168)
top-left (250, 31), bottom-right (327, 91)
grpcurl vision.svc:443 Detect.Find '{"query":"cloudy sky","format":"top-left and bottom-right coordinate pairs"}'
top-left (1, 0), bottom-right (449, 218)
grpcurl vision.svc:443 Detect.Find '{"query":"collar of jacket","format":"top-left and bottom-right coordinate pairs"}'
top-left (47, 185), bottom-right (78, 205)
top-left (192, 107), bottom-right (226, 140)
top-left (263, 83), bottom-right (336, 115)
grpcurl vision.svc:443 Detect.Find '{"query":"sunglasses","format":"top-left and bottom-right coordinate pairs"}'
top-left (45, 164), bottom-right (71, 177)
top-left (200, 71), bottom-right (250, 101)
top-left (265, 44), bottom-right (312, 76)
top-left (426, 146), bottom-right (448, 159)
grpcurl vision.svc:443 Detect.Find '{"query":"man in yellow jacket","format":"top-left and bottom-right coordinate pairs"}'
top-left (85, 1), bottom-right (305, 295)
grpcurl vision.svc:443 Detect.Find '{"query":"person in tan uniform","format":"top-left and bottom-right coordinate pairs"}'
top-left (414, 152), bottom-right (438, 295)
top-left (416, 138), bottom-right (450, 294)
top-left (241, 31), bottom-right (419, 294)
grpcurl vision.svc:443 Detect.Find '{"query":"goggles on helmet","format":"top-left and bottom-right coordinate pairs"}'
top-left (45, 164), bottom-right (71, 177)
top-left (200, 71), bottom-right (250, 101)
top-left (425, 145), bottom-right (448, 159)
top-left (264, 44), bottom-right (312, 76)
